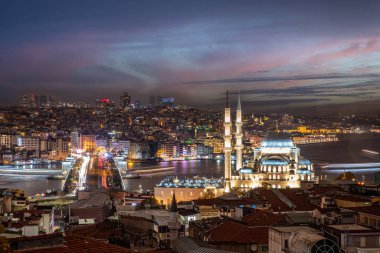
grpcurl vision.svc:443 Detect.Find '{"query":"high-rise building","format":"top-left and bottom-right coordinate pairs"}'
top-left (70, 132), bottom-right (80, 150)
top-left (79, 135), bottom-right (96, 151)
top-left (162, 97), bottom-right (174, 106)
top-left (53, 138), bottom-right (69, 159)
top-left (120, 92), bottom-right (131, 109)
top-left (134, 100), bottom-right (141, 109)
top-left (19, 95), bottom-right (34, 107)
top-left (96, 98), bottom-right (114, 110)
top-left (48, 96), bottom-right (55, 107)
top-left (0, 134), bottom-right (18, 149)
top-left (157, 96), bottom-right (163, 106)
top-left (149, 96), bottom-right (156, 107)
top-left (21, 137), bottom-right (40, 151)
top-left (36, 95), bottom-right (47, 107)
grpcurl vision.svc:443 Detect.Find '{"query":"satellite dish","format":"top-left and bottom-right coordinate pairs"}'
top-left (251, 244), bottom-right (257, 252)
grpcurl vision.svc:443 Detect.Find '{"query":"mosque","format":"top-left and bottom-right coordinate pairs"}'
top-left (155, 91), bottom-right (315, 205)
top-left (224, 91), bottom-right (315, 192)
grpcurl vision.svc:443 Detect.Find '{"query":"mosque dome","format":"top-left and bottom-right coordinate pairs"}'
top-left (261, 134), bottom-right (295, 148)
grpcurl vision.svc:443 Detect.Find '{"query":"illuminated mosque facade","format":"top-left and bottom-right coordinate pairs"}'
top-left (155, 91), bottom-right (315, 205)
top-left (224, 91), bottom-right (315, 192)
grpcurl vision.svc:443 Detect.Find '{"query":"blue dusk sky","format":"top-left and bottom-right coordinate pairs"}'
top-left (1, 0), bottom-right (380, 112)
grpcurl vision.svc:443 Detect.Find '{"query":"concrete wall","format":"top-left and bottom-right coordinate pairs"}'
top-left (154, 187), bottom-right (224, 206)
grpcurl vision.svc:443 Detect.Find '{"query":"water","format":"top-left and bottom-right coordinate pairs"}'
top-left (301, 134), bottom-right (380, 183)
top-left (0, 175), bottom-right (63, 195)
top-left (123, 160), bottom-right (225, 192)
top-left (125, 134), bottom-right (380, 192)
top-left (301, 134), bottom-right (380, 164)
top-left (1, 134), bottom-right (380, 195)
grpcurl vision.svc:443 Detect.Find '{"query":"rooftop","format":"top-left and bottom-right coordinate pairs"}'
top-left (172, 237), bottom-right (236, 253)
top-left (71, 192), bottom-right (110, 209)
top-left (13, 235), bottom-right (132, 253)
top-left (335, 195), bottom-right (371, 203)
top-left (327, 224), bottom-right (371, 231)
top-left (270, 226), bottom-right (321, 233)
top-left (260, 158), bottom-right (289, 165)
top-left (156, 176), bottom-right (224, 188)
top-left (241, 210), bottom-right (289, 226)
top-left (207, 220), bottom-right (269, 245)
top-left (261, 134), bottom-right (295, 148)
top-left (345, 205), bottom-right (380, 216)
top-left (193, 196), bottom-right (267, 207)
top-left (298, 157), bottom-right (312, 165)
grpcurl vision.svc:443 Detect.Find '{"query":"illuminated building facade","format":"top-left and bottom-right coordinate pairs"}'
top-left (223, 91), bottom-right (314, 192)
top-left (96, 98), bottom-right (114, 109)
top-left (154, 176), bottom-right (225, 206)
top-left (231, 136), bottom-right (315, 189)
top-left (155, 92), bottom-right (316, 205)
top-left (80, 135), bottom-right (96, 151)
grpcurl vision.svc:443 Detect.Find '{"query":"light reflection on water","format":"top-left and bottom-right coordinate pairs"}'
top-left (1, 134), bottom-right (380, 194)
top-left (0, 175), bottom-right (64, 195)
top-left (123, 161), bottom-right (378, 192)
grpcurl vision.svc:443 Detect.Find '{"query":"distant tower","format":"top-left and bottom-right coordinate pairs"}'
top-left (169, 192), bottom-right (178, 213)
top-left (224, 90), bottom-right (232, 193)
top-left (235, 93), bottom-right (243, 171)
top-left (120, 92), bottom-right (131, 109)
top-left (168, 193), bottom-right (180, 242)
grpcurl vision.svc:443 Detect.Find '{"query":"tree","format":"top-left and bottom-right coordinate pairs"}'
top-left (335, 171), bottom-right (355, 181)
top-left (0, 236), bottom-right (10, 253)
top-left (141, 197), bottom-right (159, 207)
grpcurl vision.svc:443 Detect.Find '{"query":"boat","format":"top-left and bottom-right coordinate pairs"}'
top-left (361, 149), bottom-right (380, 159)
top-left (47, 175), bottom-right (65, 180)
top-left (130, 166), bottom-right (175, 174)
top-left (122, 173), bottom-right (141, 179)
top-left (127, 158), bottom-right (160, 163)
top-left (0, 167), bottom-right (63, 176)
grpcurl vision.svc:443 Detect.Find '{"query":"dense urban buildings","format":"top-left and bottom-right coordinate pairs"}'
top-left (2, 93), bottom-right (380, 252)
top-left (2, 0), bottom-right (380, 252)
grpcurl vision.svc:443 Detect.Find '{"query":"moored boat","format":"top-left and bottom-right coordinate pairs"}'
top-left (122, 173), bottom-right (141, 179)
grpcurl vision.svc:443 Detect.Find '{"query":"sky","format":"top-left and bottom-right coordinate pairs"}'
top-left (1, 0), bottom-right (380, 113)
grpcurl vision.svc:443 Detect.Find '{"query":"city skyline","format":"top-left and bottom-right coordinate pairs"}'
top-left (1, 1), bottom-right (380, 113)
top-left (1, 2), bottom-right (380, 252)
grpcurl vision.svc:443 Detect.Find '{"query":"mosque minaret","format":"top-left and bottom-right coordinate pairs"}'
top-left (223, 90), bottom-right (315, 193)
top-left (155, 90), bottom-right (316, 204)
top-left (235, 93), bottom-right (243, 171)
top-left (223, 90), bottom-right (232, 193)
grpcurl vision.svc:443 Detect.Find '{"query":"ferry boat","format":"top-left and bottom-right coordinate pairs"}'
top-left (47, 174), bottom-right (66, 180)
top-left (122, 173), bottom-right (141, 179)
top-left (130, 166), bottom-right (175, 174)
top-left (361, 149), bottom-right (380, 158)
